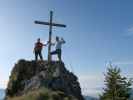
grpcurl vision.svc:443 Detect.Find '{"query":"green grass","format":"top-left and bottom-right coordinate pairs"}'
top-left (6, 87), bottom-right (78, 100)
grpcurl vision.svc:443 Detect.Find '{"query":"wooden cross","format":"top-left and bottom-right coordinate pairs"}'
top-left (34, 11), bottom-right (66, 62)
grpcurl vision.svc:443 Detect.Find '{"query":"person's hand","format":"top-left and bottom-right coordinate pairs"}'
top-left (61, 37), bottom-right (64, 40)
top-left (47, 41), bottom-right (50, 44)
top-left (61, 37), bottom-right (65, 43)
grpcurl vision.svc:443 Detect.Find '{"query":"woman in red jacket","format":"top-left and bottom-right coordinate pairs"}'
top-left (34, 38), bottom-right (47, 61)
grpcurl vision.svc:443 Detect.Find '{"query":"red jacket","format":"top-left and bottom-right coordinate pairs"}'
top-left (35, 42), bottom-right (43, 51)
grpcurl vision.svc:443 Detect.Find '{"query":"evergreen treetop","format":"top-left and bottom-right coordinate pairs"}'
top-left (100, 65), bottom-right (132, 100)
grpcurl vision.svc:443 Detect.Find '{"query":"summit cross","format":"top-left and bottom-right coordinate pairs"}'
top-left (34, 11), bottom-right (66, 62)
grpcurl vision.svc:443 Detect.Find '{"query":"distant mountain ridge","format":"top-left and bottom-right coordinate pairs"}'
top-left (0, 89), bottom-right (5, 100)
top-left (84, 95), bottom-right (98, 100)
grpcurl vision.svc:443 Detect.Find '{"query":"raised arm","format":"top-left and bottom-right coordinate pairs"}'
top-left (61, 38), bottom-right (66, 44)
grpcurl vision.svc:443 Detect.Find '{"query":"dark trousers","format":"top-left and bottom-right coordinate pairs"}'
top-left (51, 49), bottom-right (62, 61)
top-left (35, 50), bottom-right (43, 61)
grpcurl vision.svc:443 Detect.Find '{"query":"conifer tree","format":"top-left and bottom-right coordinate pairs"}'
top-left (100, 65), bottom-right (132, 100)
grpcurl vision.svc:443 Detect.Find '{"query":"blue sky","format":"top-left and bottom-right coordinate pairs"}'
top-left (0, 0), bottom-right (133, 97)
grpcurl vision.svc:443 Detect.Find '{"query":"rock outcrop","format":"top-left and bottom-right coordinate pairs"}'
top-left (5, 60), bottom-right (84, 100)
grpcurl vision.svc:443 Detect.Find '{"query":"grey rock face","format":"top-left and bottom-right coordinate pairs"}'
top-left (5, 60), bottom-right (84, 100)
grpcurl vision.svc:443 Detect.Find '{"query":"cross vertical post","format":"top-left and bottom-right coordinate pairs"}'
top-left (48, 11), bottom-right (53, 62)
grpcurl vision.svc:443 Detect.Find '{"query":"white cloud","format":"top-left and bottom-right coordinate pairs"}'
top-left (126, 26), bottom-right (133, 36)
top-left (0, 80), bottom-right (7, 89)
top-left (78, 74), bottom-right (104, 97)
top-left (0, 69), bottom-right (9, 89)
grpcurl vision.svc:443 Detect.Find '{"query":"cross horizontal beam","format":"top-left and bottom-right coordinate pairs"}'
top-left (35, 20), bottom-right (66, 28)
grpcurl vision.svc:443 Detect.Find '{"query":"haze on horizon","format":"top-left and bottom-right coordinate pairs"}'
top-left (0, 0), bottom-right (133, 97)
